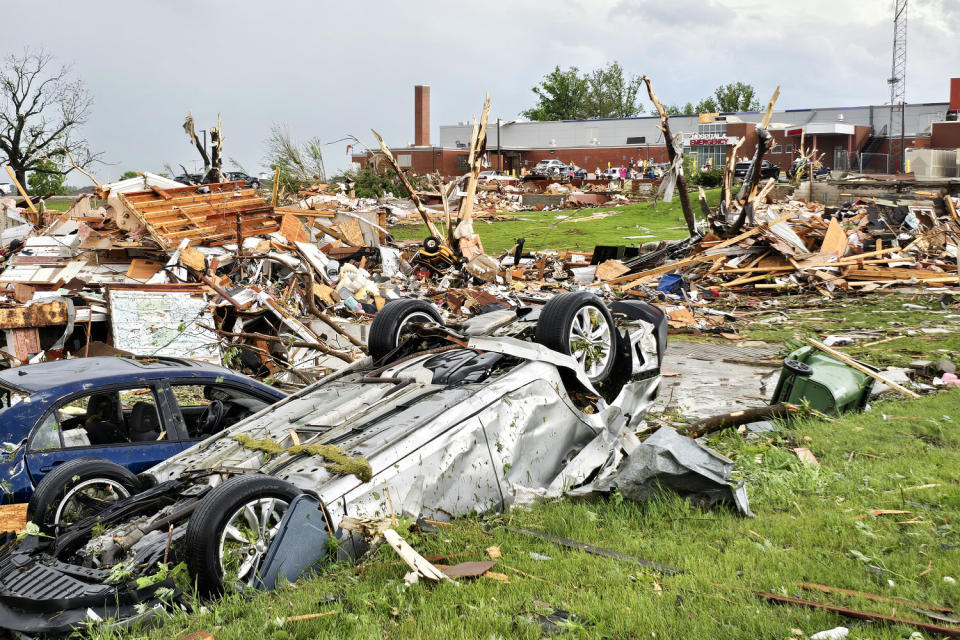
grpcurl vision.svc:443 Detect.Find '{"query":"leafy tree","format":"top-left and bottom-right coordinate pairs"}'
top-left (711, 82), bottom-right (760, 112)
top-left (120, 170), bottom-right (138, 180)
top-left (584, 62), bottom-right (644, 119)
top-left (662, 83), bottom-right (761, 116)
top-left (27, 158), bottom-right (67, 196)
top-left (524, 63), bottom-right (644, 121)
top-left (329, 166), bottom-right (410, 199)
top-left (0, 49), bottom-right (101, 187)
top-left (665, 103), bottom-right (696, 116)
top-left (523, 66), bottom-right (590, 121)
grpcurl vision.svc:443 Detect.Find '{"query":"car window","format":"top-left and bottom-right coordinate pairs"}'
top-left (31, 387), bottom-right (168, 451)
top-left (0, 384), bottom-right (28, 409)
top-left (30, 414), bottom-right (61, 450)
top-left (171, 383), bottom-right (271, 439)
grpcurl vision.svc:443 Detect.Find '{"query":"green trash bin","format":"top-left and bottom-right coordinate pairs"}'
top-left (771, 345), bottom-right (876, 415)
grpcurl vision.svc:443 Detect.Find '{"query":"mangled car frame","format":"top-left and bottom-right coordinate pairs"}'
top-left (0, 291), bottom-right (666, 633)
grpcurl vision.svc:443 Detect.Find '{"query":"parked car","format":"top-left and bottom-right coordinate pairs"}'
top-left (173, 174), bottom-right (202, 185)
top-left (0, 356), bottom-right (287, 524)
top-left (733, 160), bottom-right (781, 180)
top-left (531, 159), bottom-right (569, 178)
top-left (477, 170), bottom-right (517, 183)
top-left (227, 171), bottom-right (261, 189)
top-left (0, 293), bottom-right (667, 633)
top-left (788, 159), bottom-right (830, 180)
top-left (601, 167), bottom-right (627, 179)
top-left (568, 164), bottom-right (588, 179)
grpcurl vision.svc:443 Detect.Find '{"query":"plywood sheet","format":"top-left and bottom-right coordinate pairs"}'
top-left (819, 218), bottom-right (848, 257)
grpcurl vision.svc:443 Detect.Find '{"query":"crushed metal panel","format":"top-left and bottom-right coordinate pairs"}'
top-left (107, 288), bottom-right (221, 363)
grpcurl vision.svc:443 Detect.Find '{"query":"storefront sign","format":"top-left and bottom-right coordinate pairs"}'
top-left (687, 135), bottom-right (738, 146)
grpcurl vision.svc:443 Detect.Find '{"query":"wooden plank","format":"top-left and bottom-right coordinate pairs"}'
top-left (126, 258), bottom-right (163, 281)
top-left (845, 268), bottom-right (950, 280)
top-left (0, 504), bottom-right (27, 533)
top-left (819, 217), bottom-right (848, 257)
top-left (121, 180), bottom-right (247, 203)
top-left (0, 301), bottom-right (68, 329)
top-left (807, 338), bottom-right (919, 398)
top-left (705, 213), bottom-right (794, 254)
top-left (618, 254), bottom-right (717, 291)
top-left (12, 327), bottom-right (40, 360)
top-left (149, 185), bottom-right (173, 200)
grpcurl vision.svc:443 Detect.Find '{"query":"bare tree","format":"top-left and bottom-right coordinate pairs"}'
top-left (0, 49), bottom-right (101, 187)
top-left (183, 111), bottom-right (225, 183)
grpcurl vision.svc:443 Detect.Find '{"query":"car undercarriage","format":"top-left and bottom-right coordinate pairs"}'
top-left (0, 293), bottom-right (666, 634)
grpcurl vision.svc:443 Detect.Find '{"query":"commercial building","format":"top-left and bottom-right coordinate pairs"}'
top-left (354, 81), bottom-right (960, 178)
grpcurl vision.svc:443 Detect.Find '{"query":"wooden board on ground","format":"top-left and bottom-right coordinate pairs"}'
top-left (819, 218), bottom-right (848, 257)
top-left (596, 259), bottom-right (631, 281)
top-left (337, 217), bottom-right (364, 247)
top-left (0, 504), bottom-right (27, 533)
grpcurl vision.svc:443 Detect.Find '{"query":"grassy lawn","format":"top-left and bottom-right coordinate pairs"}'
top-left (94, 389), bottom-right (959, 640)
top-left (706, 292), bottom-right (960, 372)
top-left (390, 190), bottom-right (719, 255)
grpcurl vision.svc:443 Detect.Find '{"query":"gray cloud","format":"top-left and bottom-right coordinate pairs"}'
top-left (0, 0), bottom-right (952, 183)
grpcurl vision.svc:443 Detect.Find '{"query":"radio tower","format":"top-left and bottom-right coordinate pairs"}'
top-left (887, 0), bottom-right (907, 172)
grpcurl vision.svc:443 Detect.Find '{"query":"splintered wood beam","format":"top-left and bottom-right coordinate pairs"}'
top-left (371, 129), bottom-right (445, 244)
top-left (641, 75), bottom-right (696, 236)
top-left (454, 93), bottom-right (491, 247)
top-left (759, 86), bottom-right (780, 130)
top-left (724, 137), bottom-right (745, 210)
top-left (5, 165), bottom-right (37, 215)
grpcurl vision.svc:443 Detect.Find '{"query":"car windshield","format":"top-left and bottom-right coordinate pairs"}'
top-left (0, 384), bottom-right (29, 409)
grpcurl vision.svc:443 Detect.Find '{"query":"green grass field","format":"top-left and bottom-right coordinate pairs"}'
top-left (390, 190), bottom-right (720, 255)
top-left (90, 390), bottom-right (959, 640)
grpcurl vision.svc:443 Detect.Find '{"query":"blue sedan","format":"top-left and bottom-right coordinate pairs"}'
top-left (0, 356), bottom-right (286, 527)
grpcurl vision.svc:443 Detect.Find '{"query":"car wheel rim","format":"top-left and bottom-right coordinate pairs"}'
top-left (219, 496), bottom-right (289, 588)
top-left (395, 311), bottom-right (435, 347)
top-left (568, 306), bottom-right (613, 380)
top-left (55, 479), bottom-right (131, 529)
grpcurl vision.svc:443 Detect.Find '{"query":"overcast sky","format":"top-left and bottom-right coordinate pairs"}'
top-left (3, 0), bottom-right (956, 183)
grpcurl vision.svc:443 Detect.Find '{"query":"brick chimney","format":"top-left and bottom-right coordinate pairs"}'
top-left (950, 78), bottom-right (960, 112)
top-left (414, 85), bottom-right (430, 146)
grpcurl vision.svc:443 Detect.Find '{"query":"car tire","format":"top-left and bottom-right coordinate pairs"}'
top-left (368, 299), bottom-right (444, 362)
top-left (184, 474), bottom-right (301, 596)
top-left (422, 236), bottom-right (442, 253)
top-left (27, 457), bottom-right (143, 535)
top-left (534, 291), bottom-right (617, 385)
top-left (251, 181), bottom-right (260, 190)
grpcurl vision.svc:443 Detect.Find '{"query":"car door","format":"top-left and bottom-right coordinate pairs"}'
top-left (24, 384), bottom-right (185, 487)
top-left (161, 380), bottom-right (278, 445)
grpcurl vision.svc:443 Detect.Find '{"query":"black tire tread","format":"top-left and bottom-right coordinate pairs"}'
top-left (368, 299), bottom-right (443, 361)
top-left (184, 473), bottom-right (301, 596)
top-left (27, 457), bottom-right (142, 532)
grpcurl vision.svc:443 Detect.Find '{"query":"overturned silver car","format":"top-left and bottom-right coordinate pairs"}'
top-left (0, 292), bottom-right (667, 633)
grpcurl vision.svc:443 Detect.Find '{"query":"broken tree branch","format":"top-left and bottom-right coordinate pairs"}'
top-left (641, 75), bottom-right (696, 236)
top-left (684, 403), bottom-right (797, 439)
top-left (370, 129), bottom-right (446, 244)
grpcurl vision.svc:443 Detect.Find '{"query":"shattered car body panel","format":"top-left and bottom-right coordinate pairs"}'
top-left (0, 300), bottom-right (665, 633)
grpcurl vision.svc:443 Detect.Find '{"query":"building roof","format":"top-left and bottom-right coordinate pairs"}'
top-left (437, 103), bottom-right (950, 151)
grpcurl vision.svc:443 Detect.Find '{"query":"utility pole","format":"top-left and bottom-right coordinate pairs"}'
top-left (887, 0), bottom-right (907, 172)
top-left (497, 119), bottom-right (502, 173)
